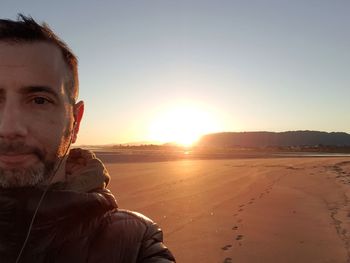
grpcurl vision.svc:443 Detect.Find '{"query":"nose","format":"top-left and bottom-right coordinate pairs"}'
top-left (0, 101), bottom-right (28, 139)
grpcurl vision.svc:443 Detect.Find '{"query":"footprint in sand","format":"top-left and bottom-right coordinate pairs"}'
top-left (237, 219), bottom-right (243, 223)
top-left (223, 257), bottom-right (232, 263)
top-left (232, 226), bottom-right (238, 230)
top-left (239, 204), bottom-right (245, 208)
top-left (236, 234), bottom-right (244, 240)
top-left (221, 244), bottom-right (232, 251)
top-left (233, 213), bottom-right (238, 217)
top-left (238, 208), bottom-right (244, 212)
top-left (248, 201), bottom-right (254, 204)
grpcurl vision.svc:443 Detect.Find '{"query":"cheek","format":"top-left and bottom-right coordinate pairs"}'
top-left (29, 122), bottom-right (62, 144)
top-left (27, 114), bottom-right (69, 148)
top-left (32, 115), bottom-right (65, 131)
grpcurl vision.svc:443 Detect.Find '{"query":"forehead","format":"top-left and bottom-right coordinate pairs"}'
top-left (0, 41), bottom-right (68, 90)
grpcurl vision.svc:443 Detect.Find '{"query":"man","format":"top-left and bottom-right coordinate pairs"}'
top-left (0, 15), bottom-right (175, 263)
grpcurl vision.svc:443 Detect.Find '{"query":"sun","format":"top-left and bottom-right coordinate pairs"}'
top-left (148, 104), bottom-right (220, 146)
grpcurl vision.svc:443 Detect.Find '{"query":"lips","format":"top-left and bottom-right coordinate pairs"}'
top-left (0, 153), bottom-right (37, 166)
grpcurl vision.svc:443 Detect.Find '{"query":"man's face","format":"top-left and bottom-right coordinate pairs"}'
top-left (0, 42), bottom-right (80, 188)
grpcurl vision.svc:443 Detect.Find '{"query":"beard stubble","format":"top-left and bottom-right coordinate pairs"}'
top-left (0, 136), bottom-right (71, 188)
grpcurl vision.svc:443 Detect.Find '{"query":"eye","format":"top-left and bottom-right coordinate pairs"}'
top-left (32, 97), bottom-right (51, 105)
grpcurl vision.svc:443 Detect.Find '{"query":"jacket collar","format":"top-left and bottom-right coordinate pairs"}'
top-left (63, 148), bottom-right (111, 192)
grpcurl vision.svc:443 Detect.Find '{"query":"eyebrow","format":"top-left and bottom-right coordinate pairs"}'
top-left (18, 86), bottom-right (60, 101)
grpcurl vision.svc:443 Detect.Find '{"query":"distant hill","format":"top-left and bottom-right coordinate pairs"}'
top-left (197, 131), bottom-right (350, 148)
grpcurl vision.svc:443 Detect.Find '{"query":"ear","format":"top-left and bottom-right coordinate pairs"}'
top-left (72, 100), bottom-right (84, 144)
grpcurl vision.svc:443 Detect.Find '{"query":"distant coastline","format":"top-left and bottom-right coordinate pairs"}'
top-left (76, 130), bottom-right (350, 163)
top-left (77, 145), bottom-right (350, 163)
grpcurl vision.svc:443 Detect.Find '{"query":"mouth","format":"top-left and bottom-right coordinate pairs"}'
top-left (0, 153), bottom-right (38, 167)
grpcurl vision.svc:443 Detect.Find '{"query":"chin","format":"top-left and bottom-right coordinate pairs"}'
top-left (0, 163), bottom-right (48, 188)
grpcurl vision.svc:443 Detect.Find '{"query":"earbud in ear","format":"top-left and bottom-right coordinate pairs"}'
top-left (72, 116), bottom-right (77, 128)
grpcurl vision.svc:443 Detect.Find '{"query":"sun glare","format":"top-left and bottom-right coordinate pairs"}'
top-left (148, 104), bottom-right (220, 146)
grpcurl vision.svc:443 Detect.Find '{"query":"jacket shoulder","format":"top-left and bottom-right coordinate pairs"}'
top-left (98, 209), bottom-right (176, 263)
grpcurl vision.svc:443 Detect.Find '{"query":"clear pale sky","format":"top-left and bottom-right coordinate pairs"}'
top-left (1, 0), bottom-right (349, 145)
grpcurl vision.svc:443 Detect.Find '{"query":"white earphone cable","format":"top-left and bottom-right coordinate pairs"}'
top-left (15, 122), bottom-right (76, 263)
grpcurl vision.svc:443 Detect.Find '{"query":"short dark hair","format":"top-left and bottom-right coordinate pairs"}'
top-left (0, 14), bottom-right (78, 103)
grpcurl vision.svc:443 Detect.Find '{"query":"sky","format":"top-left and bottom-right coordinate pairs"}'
top-left (1, 0), bottom-right (349, 145)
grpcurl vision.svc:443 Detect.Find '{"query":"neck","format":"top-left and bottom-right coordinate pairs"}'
top-left (47, 155), bottom-right (68, 184)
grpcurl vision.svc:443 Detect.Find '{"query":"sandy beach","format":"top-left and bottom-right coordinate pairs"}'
top-left (104, 157), bottom-right (350, 263)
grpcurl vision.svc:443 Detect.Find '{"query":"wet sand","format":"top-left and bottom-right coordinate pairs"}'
top-left (105, 157), bottom-right (350, 263)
